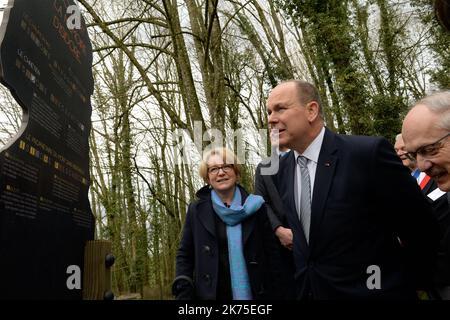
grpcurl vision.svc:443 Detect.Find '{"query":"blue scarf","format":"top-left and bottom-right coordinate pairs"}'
top-left (211, 187), bottom-right (264, 300)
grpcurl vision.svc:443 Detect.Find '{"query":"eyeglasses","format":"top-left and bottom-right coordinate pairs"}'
top-left (405, 132), bottom-right (450, 160)
top-left (208, 164), bottom-right (234, 175)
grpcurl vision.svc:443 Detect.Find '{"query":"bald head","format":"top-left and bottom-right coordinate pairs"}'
top-left (415, 91), bottom-right (450, 130)
top-left (402, 105), bottom-right (440, 142)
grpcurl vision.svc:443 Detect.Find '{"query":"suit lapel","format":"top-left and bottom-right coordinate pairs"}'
top-left (198, 200), bottom-right (216, 237)
top-left (309, 128), bottom-right (338, 251)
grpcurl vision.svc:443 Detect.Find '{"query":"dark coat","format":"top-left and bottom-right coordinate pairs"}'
top-left (421, 178), bottom-right (450, 286)
top-left (254, 160), bottom-right (296, 299)
top-left (173, 184), bottom-right (281, 300)
top-left (255, 160), bottom-right (289, 232)
top-left (273, 128), bottom-right (439, 299)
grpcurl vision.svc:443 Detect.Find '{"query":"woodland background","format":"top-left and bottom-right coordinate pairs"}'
top-left (0, 0), bottom-right (448, 299)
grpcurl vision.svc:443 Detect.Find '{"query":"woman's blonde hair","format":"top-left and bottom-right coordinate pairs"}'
top-left (199, 147), bottom-right (241, 183)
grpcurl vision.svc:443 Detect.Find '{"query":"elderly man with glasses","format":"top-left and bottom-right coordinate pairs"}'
top-left (402, 91), bottom-right (450, 299)
top-left (402, 91), bottom-right (450, 192)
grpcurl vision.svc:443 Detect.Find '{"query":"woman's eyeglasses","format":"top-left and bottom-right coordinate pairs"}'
top-left (208, 164), bottom-right (234, 175)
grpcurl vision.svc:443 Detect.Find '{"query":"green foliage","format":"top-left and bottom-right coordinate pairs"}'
top-left (274, 0), bottom-right (448, 139)
top-left (411, 0), bottom-right (450, 89)
top-left (372, 94), bottom-right (406, 142)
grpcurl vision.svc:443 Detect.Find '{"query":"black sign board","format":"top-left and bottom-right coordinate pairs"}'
top-left (0, 0), bottom-right (94, 299)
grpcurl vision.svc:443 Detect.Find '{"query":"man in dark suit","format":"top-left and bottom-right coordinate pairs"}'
top-left (395, 132), bottom-right (450, 299)
top-left (255, 148), bottom-right (296, 299)
top-left (402, 91), bottom-right (450, 299)
top-left (266, 80), bottom-right (439, 299)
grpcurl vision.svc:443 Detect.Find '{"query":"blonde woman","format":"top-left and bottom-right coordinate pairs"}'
top-left (172, 147), bottom-right (281, 300)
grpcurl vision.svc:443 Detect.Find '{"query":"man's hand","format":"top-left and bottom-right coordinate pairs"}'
top-left (275, 226), bottom-right (293, 250)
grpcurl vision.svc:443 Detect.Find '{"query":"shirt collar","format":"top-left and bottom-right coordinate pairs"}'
top-left (294, 126), bottom-right (325, 164)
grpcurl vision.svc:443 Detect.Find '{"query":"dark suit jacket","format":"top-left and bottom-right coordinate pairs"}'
top-left (255, 160), bottom-right (296, 299)
top-left (255, 161), bottom-right (289, 231)
top-left (421, 178), bottom-right (450, 286)
top-left (273, 128), bottom-right (439, 299)
top-left (173, 185), bottom-right (281, 300)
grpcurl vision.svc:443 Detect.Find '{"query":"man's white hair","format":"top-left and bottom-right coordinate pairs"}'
top-left (414, 91), bottom-right (450, 130)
